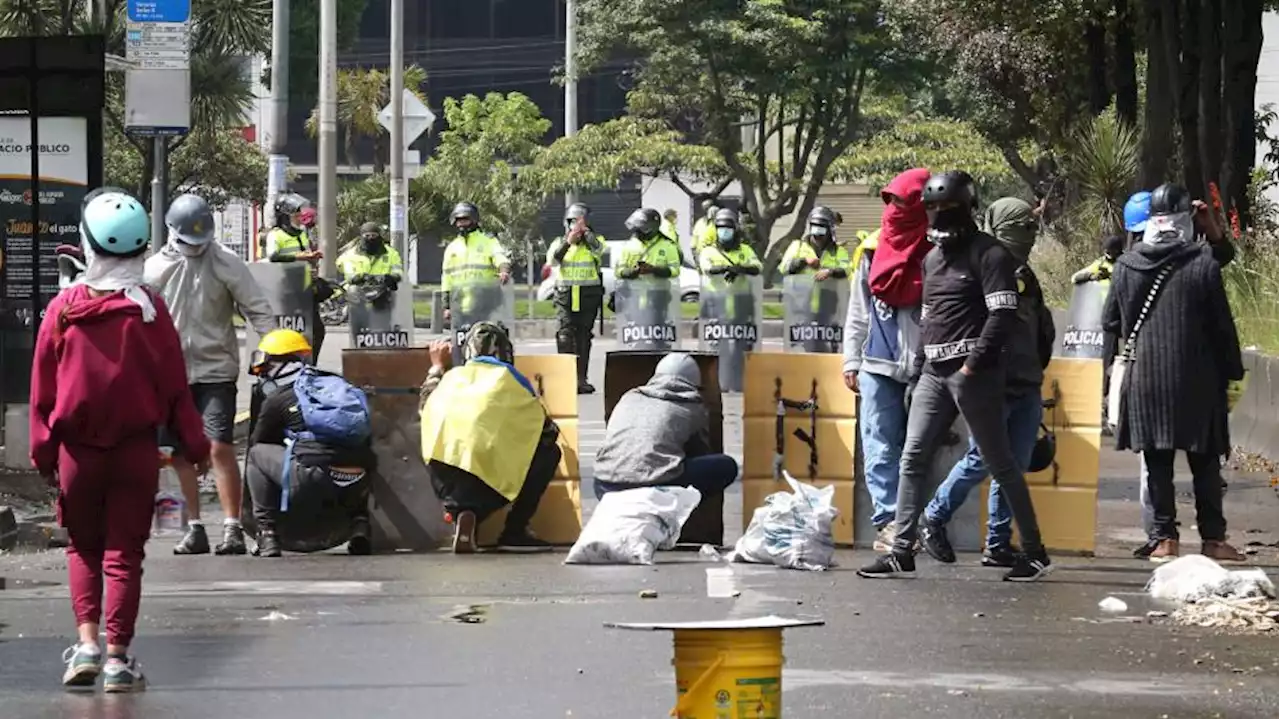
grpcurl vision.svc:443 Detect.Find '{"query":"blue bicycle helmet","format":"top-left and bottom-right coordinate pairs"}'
top-left (81, 188), bottom-right (150, 258)
top-left (1123, 191), bottom-right (1151, 232)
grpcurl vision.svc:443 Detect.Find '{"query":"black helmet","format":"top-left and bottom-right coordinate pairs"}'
top-left (274, 193), bottom-right (308, 216)
top-left (1027, 428), bottom-right (1057, 474)
top-left (1149, 183), bottom-right (1192, 215)
top-left (713, 208), bottom-right (739, 228)
top-left (565, 203), bottom-right (589, 222)
top-left (451, 202), bottom-right (480, 224)
top-left (922, 171), bottom-right (979, 209)
top-left (624, 207), bottom-right (662, 236)
top-left (807, 205), bottom-right (837, 228)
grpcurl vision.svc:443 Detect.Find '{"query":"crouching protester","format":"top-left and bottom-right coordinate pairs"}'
top-left (244, 329), bottom-right (375, 558)
top-left (31, 188), bottom-right (211, 692)
top-left (593, 353), bottom-right (739, 499)
top-left (420, 323), bottom-right (559, 553)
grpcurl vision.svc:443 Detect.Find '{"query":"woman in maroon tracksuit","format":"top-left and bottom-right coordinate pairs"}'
top-left (29, 189), bottom-right (209, 692)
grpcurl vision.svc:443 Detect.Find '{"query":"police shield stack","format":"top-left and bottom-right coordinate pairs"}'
top-left (248, 262), bottom-right (315, 345)
top-left (1059, 281), bottom-right (1109, 359)
top-left (615, 275), bottom-right (680, 351)
top-left (699, 273), bottom-right (760, 391)
top-left (348, 277), bottom-right (409, 350)
top-left (449, 276), bottom-right (516, 361)
top-left (783, 274), bottom-right (848, 353)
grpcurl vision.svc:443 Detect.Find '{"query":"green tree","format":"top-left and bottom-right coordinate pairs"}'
top-left (576, 0), bottom-right (912, 259)
top-left (305, 65), bottom-right (428, 173)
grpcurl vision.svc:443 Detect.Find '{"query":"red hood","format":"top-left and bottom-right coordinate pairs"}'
top-left (57, 285), bottom-right (148, 327)
top-left (880, 168), bottom-right (931, 206)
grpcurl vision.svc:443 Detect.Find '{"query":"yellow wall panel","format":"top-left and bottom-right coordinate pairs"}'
top-left (514, 355), bottom-right (579, 418)
top-left (977, 482), bottom-right (1097, 554)
top-left (741, 477), bottom-right (857, 547)
top-left (742, 353), bottom-right (857, 418)
top-left (1042, 358), bottom-right (1105, 429)
top-left (475, 479), bottom-right (583, 547)
top-left (1027, 428), bottom-right (1101, 488)
top-left (742, 417), bottom-right (856, 481)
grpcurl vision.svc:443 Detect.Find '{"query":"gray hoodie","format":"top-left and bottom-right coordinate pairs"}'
top-left (593, 355), bottom-right (711, 487)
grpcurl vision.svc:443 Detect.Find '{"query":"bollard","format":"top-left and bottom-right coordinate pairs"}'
top-left (606, 616), bottom-right (824, 718)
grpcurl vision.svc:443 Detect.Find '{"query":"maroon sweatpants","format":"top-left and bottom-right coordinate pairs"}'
top-left (57, 439), bottom-right (159, 647)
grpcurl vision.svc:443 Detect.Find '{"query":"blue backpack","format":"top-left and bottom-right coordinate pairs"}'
top-left (288, 367), bottom-right (372, 447)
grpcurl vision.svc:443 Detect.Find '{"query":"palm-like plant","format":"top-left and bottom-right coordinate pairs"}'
top-left (305, 64), bottom-right (427, 174)
top-left (1066, 110), bottom-right (1141, 241)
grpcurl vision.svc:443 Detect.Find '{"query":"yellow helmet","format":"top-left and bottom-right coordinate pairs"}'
top-left (251, 329), bottom-right (312, 375)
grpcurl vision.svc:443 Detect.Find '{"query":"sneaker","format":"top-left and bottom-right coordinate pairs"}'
top-left (577, 380), bottom-right (596, 395)
top-left (497, 528), bottom-right (553, 553)
top-left (981, 545), bottom-right (1020, 568)
top-left (920, 519), bottom-right (956, 564)
top-left (856, 552), bottom-right (915, 578)
top-left (172, 524), bottom-right (210, 555)
top-left (1201, 539), bottom-right (1245, 562)
top-left (1149, 538), bottom-right (1180, 563)
top-left (256, 530), bottom-right (282, 558)
top-left (1132, 537), bottom-right (1161, 559)
top-left (61, 643), bottom-right (102, 688)
top-left (872, 524), bottom-right (896, 552)
top-left (1003, 551), bottom-right (1053, 582)
top-left (450, 510), bottom-right (477, 554)
top-left (347, 518), bottom-right (372, 556)
top-left (102, 656), bottom-right (146, 694)
top-left (215, 523), bottom-right (248, 556)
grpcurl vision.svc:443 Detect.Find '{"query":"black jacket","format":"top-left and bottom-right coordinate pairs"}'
top-left (1006, 264), bottom-right (1055, 393)
top-left (250, 373), bottom-right (377, 470)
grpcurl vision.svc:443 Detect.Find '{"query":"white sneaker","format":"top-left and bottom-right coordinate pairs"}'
top-left (103, 656), bottom-right (147, 693)
top-left (61, 643), bottom-right (103, 687)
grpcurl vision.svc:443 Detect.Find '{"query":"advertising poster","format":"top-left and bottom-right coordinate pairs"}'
top-left (0, 117), bottom-right (89, 402)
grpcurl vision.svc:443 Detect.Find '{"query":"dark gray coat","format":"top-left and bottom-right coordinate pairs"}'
top-left (1102, 241), bottom-right (1244, 454)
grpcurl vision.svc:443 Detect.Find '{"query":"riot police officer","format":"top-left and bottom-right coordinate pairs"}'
top-left (338, 222), bottom-right (403, 291)
top-left (265, 193), bottom-right (328, 359)
top-left (781, 206), bottom-right (850, 279)
top-left (440, 202), bottom-right (511, 328)
top-left (546, 203), bottom-right (605, 394)
top-left (781, 206), bottom-right (850, 352)
top-left (615, 208), bottom-right (681, 350)
top-left (699, 208), bottom-right (762, 391)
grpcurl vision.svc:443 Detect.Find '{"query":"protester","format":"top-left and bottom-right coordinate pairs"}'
top-left (32, 188), bottom-right (209, 691)
top-left (594, 353), bottom-right (738, 499)
top-left (843, 168), bottom-right (930, 551)
top-left (1103, 183), bottom-right (1245, 563)
top-left (420, 324), bottom-right (559, 553)
top-left (145, 193), bottom-right (276, 556)
top-left (244, 330), bottom-right (374, 558)
top-left (916, 197), bottom-right (1055, 568)
top-left (858, 171), bottom-right (1051, 582)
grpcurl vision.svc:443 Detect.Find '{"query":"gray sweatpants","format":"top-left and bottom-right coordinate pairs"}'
top-left (893, 369), bottom-right (1045, 555)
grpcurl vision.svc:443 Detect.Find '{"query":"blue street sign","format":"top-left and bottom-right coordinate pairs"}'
top-left (127, 0), bottom-right (190, 23)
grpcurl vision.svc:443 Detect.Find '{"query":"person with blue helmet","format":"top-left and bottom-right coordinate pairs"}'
top-left (31, 188), bottom-right (211, 692)
top-left (145, 193), bottom-right (276, 557)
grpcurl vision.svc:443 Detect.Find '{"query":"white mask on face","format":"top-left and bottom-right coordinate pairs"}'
top-left (1142, 211), bottom-right (1194, 245)
top-left (809, 224), bottom-right (828, 237)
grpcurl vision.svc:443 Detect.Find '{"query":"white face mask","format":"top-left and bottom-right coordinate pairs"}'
top-left (809, 224), bottom-right (829, 237)
top-left (176, 240), bottom-right (208, 257)
top-left (1142, 211), bottom-right (1194, 245)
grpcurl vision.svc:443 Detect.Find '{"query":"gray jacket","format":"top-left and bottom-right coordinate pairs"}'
top-left (842, 251), bottom-right (923, 384)
top-left (145, 242), bottom-right (276, 384)
top-left (593, 374), bottom-right (711, 487)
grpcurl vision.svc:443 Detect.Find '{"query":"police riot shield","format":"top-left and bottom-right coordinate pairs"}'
top-left (247, 262), bottom-right (315, 345)
top-left (449, 277), bottom-right (516, 362)
top-left (699, 273), bottom-right (761, 392)
top-left (614, 275), bottom-right (680, 351)
top-left (1059, 281), bottom-right (1110, 359)
top-left (348, 278), bottom-right (411, 351)
top-left (783, 274), bottom-right (848, 353)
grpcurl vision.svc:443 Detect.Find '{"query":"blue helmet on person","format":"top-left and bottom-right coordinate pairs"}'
top-left (80, 187), bottom-right (150, 258)
top-left (1123, 191), bottom-right (1151, 232)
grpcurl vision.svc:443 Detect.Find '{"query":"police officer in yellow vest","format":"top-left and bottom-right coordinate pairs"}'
top-left (781, 206), bottom-right (850, 280)
top-left (690, 200), bottom-right (720, 270)
top-left (265, 193), bottom-right (329, 359)
top-left (441, 202), bottom-right (511, 327)
top-left (699, 208), bottom-right (762, 277)
top-left (546, 203), bottom-right (605, 394)
top-left (615, 208), bottom-right (680, 343)
top-left (337, 222), bottom-right (403, 292)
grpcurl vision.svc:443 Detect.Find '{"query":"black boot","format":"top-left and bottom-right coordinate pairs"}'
top-left (577, 340), bottom-right (595, 395)
top-left (173, 523), bottom-right (210, 555)
top-left (256, 529), bottom-right (282, 558)
top-left (347, 517), bottom-right (372, 556)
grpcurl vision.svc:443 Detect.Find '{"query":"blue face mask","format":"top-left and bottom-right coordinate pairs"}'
top-left (716, 228), bottom-right (735, 243)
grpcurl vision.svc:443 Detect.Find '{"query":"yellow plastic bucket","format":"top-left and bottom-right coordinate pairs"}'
top-left (671, 628), bottom-right (784, 719)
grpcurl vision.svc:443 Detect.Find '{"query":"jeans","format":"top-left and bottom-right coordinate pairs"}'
top-left (891, 369), bottom-right (1044, 555)
top-left (430, 437), bottom-right (561, 534)
top-left (858, 370), bottom-right (909, 528)
top-left (923, 388), bottom-right (1043, 549)
top-left (1144, 449), bottom-right (1226, 541)
top-left (594, 453), bottom-right (739, 501)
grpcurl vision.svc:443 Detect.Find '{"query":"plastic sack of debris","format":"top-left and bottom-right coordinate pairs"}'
top-left (731, 472), bottom-right (838, 571)
top-left (1146, 554), bottom-right (1276, 603)
top-left (565, 485), bottom-right (702, 565)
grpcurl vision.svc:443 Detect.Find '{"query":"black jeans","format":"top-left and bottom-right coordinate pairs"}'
top-left (245, 444), bottom-right (369, 551)
top-left (429, 437), bottom-right (561, 535)
top-left (554, 287), bottom-right (603, 381)
top-left (593, 453), bottom-right (740, 501)
top-left (1144, 449), bottom-right (1226, 541)
top-left (892, 369), bottom-right (1045, 555)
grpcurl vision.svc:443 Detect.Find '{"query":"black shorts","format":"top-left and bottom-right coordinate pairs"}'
top-left (160, 381), bottom-right (238, 448)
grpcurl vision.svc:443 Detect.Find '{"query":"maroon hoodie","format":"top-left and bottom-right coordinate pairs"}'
top-left (29, 284), bottom-right (210, 474)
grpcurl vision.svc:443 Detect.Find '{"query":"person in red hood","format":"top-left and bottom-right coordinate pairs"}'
top-left (842, 167), bottom-right (932, 552)
top-left (30, 188), bottom-right (209, 693)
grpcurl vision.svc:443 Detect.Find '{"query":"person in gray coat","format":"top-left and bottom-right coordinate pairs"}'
top-left (593, 354), bottom-right (738, 499)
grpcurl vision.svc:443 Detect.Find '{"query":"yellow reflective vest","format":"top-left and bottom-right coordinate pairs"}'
top-left (546, 233), bottom-right (605, 287)
top-left (420, 359), bottom-right (547, 501)
top-left (852, 229), bottom-right (880, 272)
top-left (698, 243), bottom-right (761, 273)
top-left (616, 235), bottom-right (680, 275)
top-left (442, 230), bottom-right (510, 292)
top-left (781, 238), bottom-right (850, 275)
top-left (266, 227), bottom-right (309, 260)
top-left (337, 245), bottom-right (403, 281)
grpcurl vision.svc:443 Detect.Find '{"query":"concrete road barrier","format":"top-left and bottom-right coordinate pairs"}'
top-left (1229, 350), bottom-right (1279, 463)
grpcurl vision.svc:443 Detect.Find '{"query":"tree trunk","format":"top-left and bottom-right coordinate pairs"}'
top-left (1113, 0), bottom-right (1139, 126)
top-left (1178, 0), bottom-right (1204, 197)
top-left (1198, 0), bottom-right (1224, 194)
top-left (1220, 0), bottom-right (1265, 226)
top-left (1085, 15), bottom-right (1111, 114)
top-left (1139, 0), bottom-right (1176, 188)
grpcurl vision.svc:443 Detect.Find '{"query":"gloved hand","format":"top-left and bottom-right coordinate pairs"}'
top-left (350, 273), bottom-right (369, 286)
top-left (1095, 266), bottom-right (1111, 281)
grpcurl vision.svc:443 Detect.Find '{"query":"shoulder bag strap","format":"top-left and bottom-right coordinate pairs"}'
top-left (1121, 263), bottom-right (1174, 360)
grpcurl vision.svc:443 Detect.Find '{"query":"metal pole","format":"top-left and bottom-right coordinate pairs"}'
top-left (317, 0), bottom-right (338, 278)
top-left (388, 0), bottom-right (405, 259)
top-left (266, 0), bottom-right (291, 220)
top-left (564, 0), bottom-right (578, 208)
top-left (150, 137), bottom-right (168, 250)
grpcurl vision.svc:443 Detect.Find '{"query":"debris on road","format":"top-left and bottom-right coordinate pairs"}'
top-left (1098, 597), bottom-right (1128, 613)
top-left (259, 611), bottom-right (296, 621)
top-left (1145, 555), bottom-right (1278, 635)
top-left (444, 604), bottom-right (489, 624)
top-left (639, 589), bottom-right (659, 599)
